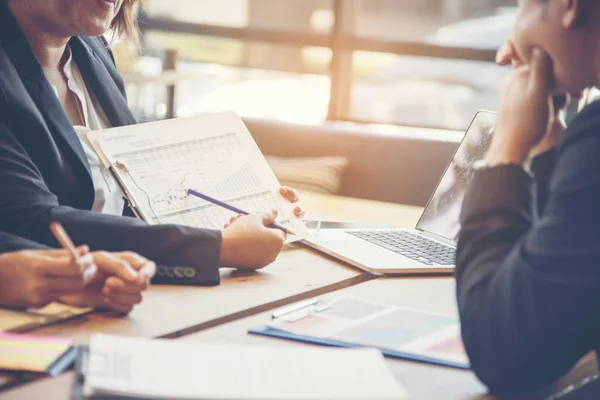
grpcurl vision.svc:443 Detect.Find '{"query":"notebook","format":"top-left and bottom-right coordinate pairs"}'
top-left (87, 112), bottom-right (308, 242)
top-left (0, 333), bottom-right (77, 376)
top-left (74, 334), bottom-right (408, 400)
top-left (250, 296), bottom-right (470, 369)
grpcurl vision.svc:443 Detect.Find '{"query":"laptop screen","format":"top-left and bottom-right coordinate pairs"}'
top-left (416, 111), bottom-right (496, 242)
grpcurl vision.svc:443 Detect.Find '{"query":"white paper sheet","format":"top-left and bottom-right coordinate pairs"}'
top-left (84, 334), bottom-right (408, 400)
top-left (88, 112), bottom-right (307, 242)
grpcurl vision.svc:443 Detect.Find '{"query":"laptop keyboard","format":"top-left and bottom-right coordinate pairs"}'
top-left (346, 230), bottom-right (455, 266)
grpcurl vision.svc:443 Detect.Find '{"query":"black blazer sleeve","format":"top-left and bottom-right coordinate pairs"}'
top-left (455, 100), bottom-right (600, 396)
top-left (0, 7), bottom-right (223, 286)
top-left (0, 118), bottom-right (222, 286)
top-left (0, 230), bottom-right (48, 253)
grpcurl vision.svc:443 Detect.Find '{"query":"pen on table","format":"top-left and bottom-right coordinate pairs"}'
top-left (186, 189), bottom-right (295, 235)
top-left (271, 299), bottom-right (320, 319)
top-left (50, 222), bottom-right (97, 283)
top-left (315, 220), bottom-right (322, 236)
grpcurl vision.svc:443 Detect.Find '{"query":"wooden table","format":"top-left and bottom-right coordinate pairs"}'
top-left (301, 192), bottom-right (423, 227)
top-left (31, 248), bottom-right (366, 342)
top-left (26, 192), bottom-right (422, 342)
top-left (0, 192), bottom-right (421, 397)
top-left (2, 192), bottom-right (598, 399)
top-left (2, 279), bottom-right (490, 400)
top-left (181, 277), bottom-right (490, 400)
top-left (180, 278), bottom-right (600, 400)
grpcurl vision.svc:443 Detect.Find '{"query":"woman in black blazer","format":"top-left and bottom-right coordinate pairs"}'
top-left (0, 0), bottom-right (301, 286)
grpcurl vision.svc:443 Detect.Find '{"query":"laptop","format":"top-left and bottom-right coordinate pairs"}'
top-left (303, 110), bottom-right (497, 275)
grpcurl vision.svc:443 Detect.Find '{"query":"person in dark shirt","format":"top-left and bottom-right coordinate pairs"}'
top-left (456, 0), bottom-right (600, 396)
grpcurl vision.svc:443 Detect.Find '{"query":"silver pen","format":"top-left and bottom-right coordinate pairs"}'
top-left (271, 298), bottom-right (329, 319)
top-left (314, 220), bottom-right (322, 236)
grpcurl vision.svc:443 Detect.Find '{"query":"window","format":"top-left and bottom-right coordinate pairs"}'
top-left (145, 0), bottom-right (333, 33)
top-left (350, 52), bottom-right (508, 130)
top-left (135, 0), bottom-right (510, 130)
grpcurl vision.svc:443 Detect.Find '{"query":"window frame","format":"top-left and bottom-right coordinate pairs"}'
top-left (139, 0), bottom-right (500, 125)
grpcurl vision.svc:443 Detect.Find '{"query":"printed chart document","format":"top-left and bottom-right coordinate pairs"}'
top-left (82, 334), bottom-right (408, 400)
top-left (261, 296), bottom-right (469, 368)
top-left (88, 112), bottom-right (307, 241)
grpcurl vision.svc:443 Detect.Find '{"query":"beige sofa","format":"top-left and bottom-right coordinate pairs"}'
top-left (243, 118), bottom-right (463, 207)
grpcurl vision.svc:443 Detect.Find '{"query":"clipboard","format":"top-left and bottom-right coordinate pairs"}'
top-left (87, 112), bottom-right (309, 240)
top-left (249, 296), bottom-right (471, 370)
top-left (249, 325), bottom-right (469, 370)
top-left (107, 162), bottom-right (152, 223)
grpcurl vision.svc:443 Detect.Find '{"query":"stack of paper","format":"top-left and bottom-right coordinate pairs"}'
top-left (83, 334), bottom-right (408, 400)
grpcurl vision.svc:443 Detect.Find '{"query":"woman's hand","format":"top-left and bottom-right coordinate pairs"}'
top-left (0, 247), bottom-right (90, 309)
top-left (223, 186), bottom-right (303, 229)
top-left (279, 186), bottom-right (304, 218)
top-left (60, 251), bottom-right (156, 314)
top-left (220, 211), bottom-right (286, 270)
top-left (218, 186), bottom-right (302, 271)
top-left (486, 47), bottom-right (554, 165)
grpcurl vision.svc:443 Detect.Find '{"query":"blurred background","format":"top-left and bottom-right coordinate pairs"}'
top-left (119, 0), bottom-right (513, 130)
top-left (114, 0), bottom-right (516, 207)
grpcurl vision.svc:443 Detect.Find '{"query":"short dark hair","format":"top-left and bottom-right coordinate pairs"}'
top-left (111, 0), bottom-right (145, 46)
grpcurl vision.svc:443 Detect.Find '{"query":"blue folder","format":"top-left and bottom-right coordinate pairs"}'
top-left (249, 325), bottom-right (471, 370)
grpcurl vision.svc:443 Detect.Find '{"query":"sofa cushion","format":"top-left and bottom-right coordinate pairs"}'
top-left (245, 118), bottom-right (462, 206)
top-left (266, 156), bottom-right (349, 195)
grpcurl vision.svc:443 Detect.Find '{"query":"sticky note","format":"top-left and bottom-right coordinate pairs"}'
top-left (0, 333), bottom-right (72, 373)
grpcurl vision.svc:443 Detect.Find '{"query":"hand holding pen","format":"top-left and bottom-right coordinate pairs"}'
top-left (51, 222), bottom-right (156, 285)
top-left (185, 190), bottom-right (294, 270)
top-left (50, 222), bottom-right (156, 314)
top-left (187, 189), bottom-right (295, 235)
top-left (219, 210), bottom-right (287, 270)
top-left (50, 222), bottom-right (97, 285)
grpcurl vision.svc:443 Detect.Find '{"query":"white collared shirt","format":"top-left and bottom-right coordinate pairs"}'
top-left (51, 46), bottom-right (125, 215)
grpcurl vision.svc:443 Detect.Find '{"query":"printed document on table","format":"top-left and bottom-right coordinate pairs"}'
top-left (83, 334), bottom-right (408, 400)
top-left (268, 296), bottom-right (468, 366)
top-left (88, 112), bottom-right (308, 242)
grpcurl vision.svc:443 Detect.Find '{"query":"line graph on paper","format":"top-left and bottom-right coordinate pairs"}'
top-left (111, 132), bottom-right (289, 230)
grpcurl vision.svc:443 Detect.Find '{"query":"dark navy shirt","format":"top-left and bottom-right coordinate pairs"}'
top-left (456, 99), bottom-right (600, 396)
